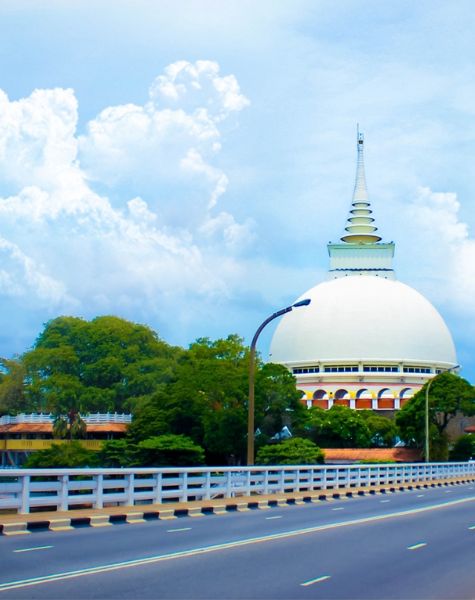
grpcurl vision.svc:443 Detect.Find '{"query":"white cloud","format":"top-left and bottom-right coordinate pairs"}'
top-left (406, 186), bottom-right (475, 313)
top-left (0, 62), bottom-right (253, 324)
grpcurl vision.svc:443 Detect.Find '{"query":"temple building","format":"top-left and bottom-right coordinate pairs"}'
top-left (270, 130), bottom-right (458, 411)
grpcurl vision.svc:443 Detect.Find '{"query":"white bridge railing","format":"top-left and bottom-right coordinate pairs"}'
top-left (0, 462), bottom-right (474, 514)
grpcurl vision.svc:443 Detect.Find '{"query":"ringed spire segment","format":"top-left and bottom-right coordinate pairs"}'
top-left (341, 130), bottom-right (382, 244)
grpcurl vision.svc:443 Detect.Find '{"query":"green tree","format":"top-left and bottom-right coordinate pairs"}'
top-left (255, 363), bottom-right (307, 439)
top-left (98, 439), bottom-right (139, 467)
top-left (449, 435), bottom-right (475, 461)
top-left (359, 411), bottom-right (398, 447)
top-left (0, 358), bottom-right (29, 415)
top-left (396, 373), bottom-right (475, 457)
top-left (23, 315), bottom-right (181, 414)
top-left (125, 335), bottom-right (308, 465)
top-left (306, 405), bottom-right (372, 448)
top-left (136, 434), bottom-right (205, 467)
top-left (23, 442), bottom-right (98, 468)
top-left (256, 437), bottom-right (324, 465)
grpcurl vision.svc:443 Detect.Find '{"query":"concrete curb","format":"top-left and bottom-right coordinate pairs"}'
top-left (1, 475), bottom-right (474, 536)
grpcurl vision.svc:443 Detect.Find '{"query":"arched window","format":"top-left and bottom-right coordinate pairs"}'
top-left (334, 388), bottom-right (350, 407)
top-left (355, 388), bottom-right (372, 410)
top-left (378, 388), bottom-right (394, 410)
top-left (399, 387), bottom-right (413, 407)
top-left (312, 389), bottom-right (329, 409)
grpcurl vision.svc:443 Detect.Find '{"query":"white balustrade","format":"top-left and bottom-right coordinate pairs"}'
top-left (0, 412), bottom-right (132, 426)
top-left (0, 462), bottom-right (473, 514)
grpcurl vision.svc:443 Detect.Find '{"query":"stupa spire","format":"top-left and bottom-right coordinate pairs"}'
top-left (341, 127), bottom-right (382, 244)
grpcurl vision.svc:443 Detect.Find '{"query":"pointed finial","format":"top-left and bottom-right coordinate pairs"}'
top-left (340, 128), bottom-right (382, 244)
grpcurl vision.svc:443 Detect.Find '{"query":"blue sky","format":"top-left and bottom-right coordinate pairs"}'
top-left (0, 0), bottom-right (475, 379)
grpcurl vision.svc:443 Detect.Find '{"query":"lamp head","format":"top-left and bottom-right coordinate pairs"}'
top-left (293, 298), bottom-right (311, 308)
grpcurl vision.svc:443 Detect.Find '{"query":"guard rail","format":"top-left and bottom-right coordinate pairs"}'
top-left (0, 462), bottom-right (474, 514)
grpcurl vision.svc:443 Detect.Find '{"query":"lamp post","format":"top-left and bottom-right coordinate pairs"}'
top-left (247, 298), bottom-right (311, 466)
top-left (425, 364), bottom-right (459, 463)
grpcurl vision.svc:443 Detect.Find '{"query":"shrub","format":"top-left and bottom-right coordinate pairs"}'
top-left (256, 437), bottom-right (324, 466)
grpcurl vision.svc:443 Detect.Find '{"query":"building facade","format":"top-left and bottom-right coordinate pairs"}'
top-left (270, 131), bottom-right (458, 410)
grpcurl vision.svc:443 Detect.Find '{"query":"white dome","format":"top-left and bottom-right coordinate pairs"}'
top-left (270, 276), bottom-right (457, 366)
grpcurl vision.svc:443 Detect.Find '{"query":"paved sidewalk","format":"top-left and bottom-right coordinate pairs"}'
top-left (1, 476), bottom-right (472, 535)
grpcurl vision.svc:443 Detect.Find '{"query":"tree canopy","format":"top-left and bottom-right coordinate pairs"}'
top-left (396, 373), bottom-right (475, 459)
top-left (22, 315), bottom-right (182, 415)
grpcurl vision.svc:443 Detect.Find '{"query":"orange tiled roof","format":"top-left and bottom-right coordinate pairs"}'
top-left (322, 447), bottom-right (421, 462)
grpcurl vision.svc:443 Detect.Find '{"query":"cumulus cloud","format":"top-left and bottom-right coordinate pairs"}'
top-left (0, 61), bottom-right (253, 331)
top-left (406, 186), bottom-right (475, 313)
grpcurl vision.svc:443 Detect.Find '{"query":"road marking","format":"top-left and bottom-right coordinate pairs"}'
top-left (265, 516), bottom-right (282, 520)
top-left (417, 494), bottom-right (424, 498)
top-left (407, 543), bottom-right (427, 550)
top-left (469, 487), bottom-right (474, 490)
top-left (13, 546), bottom-right (53, 554)
top-left (445, 490), bottom-right (452, 493)
top-left (300, 575), bottom-right (331, 587)
top-left (380, 500), bottom-right (390, 503)
top-left (331, 507), bottom-right (344, 511)
top-left (166, 527), bottom-right (191, 533)
top-left (1, 496), bottom-right (474, 593)
top-left (468, 525), bottom-right (475, 530)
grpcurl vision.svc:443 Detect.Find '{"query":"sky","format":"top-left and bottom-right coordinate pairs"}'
top-left (0, 0), bottom-right (475, 379)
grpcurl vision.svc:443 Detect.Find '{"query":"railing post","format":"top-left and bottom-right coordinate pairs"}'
top-left (226, 471), bottom-right (232, 498)
top-left (95, 474), bottom-right (104, 509)
top-left (263, 469), bottom-right (269, 495)
top-left (127, 473), bottom-right (135, 506)
top-left (279, 469), bottom-right (285, 494)
top-left (204, 471), bottom-right (211, 500)
top-left (181, 472), bottom-right (188, 502)
top-left (154, 472), bottom-right (163, 504)
top-left (20, 475), bottom-right (30, 514)
top-left (60, 475), bottom-right (69, 511)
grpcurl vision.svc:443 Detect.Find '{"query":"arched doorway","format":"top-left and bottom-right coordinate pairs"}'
top-left (334, 389), bottom-right (350, 407)
top-left (378, 388), bottom-right (394, 410)
top-left (356, 388), bottom-right (372, 410)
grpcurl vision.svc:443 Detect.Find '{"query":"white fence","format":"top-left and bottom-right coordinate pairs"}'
top-left (0, 413), bottom-right (132, 425)
top-left (1, 462), bottom-right (474, 514)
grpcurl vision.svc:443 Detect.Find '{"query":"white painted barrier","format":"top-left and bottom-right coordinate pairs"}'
top-left (0, 462), bottom-right (473, 514)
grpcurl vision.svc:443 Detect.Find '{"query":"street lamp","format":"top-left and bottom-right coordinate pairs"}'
top-left (247, 298), bottom-right (311, 466)
top-left (424, 364), bottom-right (460, 463)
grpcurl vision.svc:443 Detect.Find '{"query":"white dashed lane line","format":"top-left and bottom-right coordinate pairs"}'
top-left (13, 546), bottom-right (53, 554)
top-left (166, 527), bottom-right (191, 533)
top-left (265, 516), bottom-right (283, 520)
top-left (468, 525), bottom-right (475, 530)
top-left (300, 575), bottom-right (331, 587)
top-left (331, 507), bottom-right (344, 511)
top-left (380, 500), bottom-right (390, 503)
top-left (417, 494), bottom-right (425, 498)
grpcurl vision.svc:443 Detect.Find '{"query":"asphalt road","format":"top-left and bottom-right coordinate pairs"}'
top-left (2, 483), bottom-right (475, 599)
